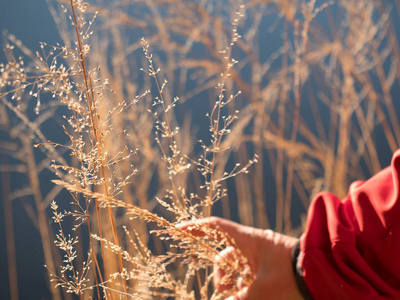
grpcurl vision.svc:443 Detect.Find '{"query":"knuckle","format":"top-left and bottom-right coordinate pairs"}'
top-left (208, 216), bottom-right (221, 226)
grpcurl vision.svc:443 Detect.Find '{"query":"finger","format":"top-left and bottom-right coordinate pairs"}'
top-left (214, 246), bottom-right (237, 293)
top-left (176, 217), bottom-right (259, 252)
top-left (176, 217), bottom-right (233, 238)
top-left (225, 278), bottom-right (270, 300)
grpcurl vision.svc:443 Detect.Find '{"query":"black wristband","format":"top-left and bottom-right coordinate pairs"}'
top-left (291, 241), bottom-right (314, 300)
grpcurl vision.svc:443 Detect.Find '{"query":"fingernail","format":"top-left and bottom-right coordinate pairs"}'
top-left (175, 221), bottom-right (189, 228)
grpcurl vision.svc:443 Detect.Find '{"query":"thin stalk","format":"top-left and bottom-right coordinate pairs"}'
top-left (23, 137), bottom-right (62, 300)
top-left (70, 0), bottom-right (126, 296)
top-left (334, 72), bottom-right (353, 197)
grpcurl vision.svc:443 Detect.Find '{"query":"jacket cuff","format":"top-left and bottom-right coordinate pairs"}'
top-left (291, 241), bottom-right (314, 300)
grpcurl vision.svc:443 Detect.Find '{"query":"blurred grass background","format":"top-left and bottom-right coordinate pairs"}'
top-left (1, 0), bottom-right (400, 298)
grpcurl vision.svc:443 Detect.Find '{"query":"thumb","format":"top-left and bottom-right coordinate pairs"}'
top-left (214, 246), bottom-right (238, 292)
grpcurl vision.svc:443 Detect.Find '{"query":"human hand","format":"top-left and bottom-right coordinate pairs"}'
top-left (178, 217), bottom-right (303, 300)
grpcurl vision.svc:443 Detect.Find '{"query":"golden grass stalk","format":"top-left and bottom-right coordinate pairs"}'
top-left (1, 157), bottom-right (19, 300)
top-left (23, 136), bottom-right (63, 300)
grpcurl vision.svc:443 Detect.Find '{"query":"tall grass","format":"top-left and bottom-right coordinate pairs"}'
top-left (1, 0), bottom-right (399, 298)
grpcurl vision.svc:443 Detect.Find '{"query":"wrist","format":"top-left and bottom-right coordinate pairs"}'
top-left (291, 241), bottom-right (314, 300)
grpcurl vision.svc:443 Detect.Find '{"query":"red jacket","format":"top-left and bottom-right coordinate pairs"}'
top-left (300, 150), bottom-right (400, 299)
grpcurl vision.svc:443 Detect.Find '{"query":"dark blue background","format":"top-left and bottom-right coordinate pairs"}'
top-left (0, 1), bottom-right (60, 299)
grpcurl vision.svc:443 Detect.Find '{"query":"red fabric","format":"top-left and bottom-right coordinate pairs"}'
top-left (300, 150), bottom-right (400, 299)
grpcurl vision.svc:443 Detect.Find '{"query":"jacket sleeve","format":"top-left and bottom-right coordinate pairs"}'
top-left (299, 150), bottom-right (400, 299)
